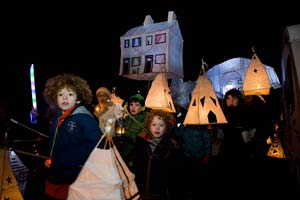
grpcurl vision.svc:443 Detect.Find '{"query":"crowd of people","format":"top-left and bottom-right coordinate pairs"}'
top-left (2, 73), bottom-right (296, 200)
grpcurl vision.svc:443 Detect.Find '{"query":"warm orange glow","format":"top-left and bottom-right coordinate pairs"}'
top-left (243, 52), bottom-right (272, 95)
top-left (184, 70), bottom-right (227, 125)
top-left (115, 118), bottom-right (126, 136)
top-left (267, 133), bottom-right (287, 159)
top-left (145, 73), bottom-right (176, 113)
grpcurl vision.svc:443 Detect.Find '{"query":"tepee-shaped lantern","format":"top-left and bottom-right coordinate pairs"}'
top-left (184, 60), bottom-right (227, 125)
top-left (1, 132), bottom-right (24, 200)
top-left (243, 48), bottom-right (272, 95)
top-left (267, 124), bottom-right (287, 159)
top-left (145, 72), bottom-right (176, 113)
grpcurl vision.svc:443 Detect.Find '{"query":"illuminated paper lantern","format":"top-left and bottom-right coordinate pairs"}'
top-left (184, 63), bottom-right (227, 125)
top-left (0, 149), bottom-right (24, 200)
top-left (267, 133), bottom-right (287, 159)
top-left (119, 11), bottom-right (183, 80)
top-left (206, 57), bottom-right (281, 99)
top-left (243, 51), bottom-right (272, 95)
top-left (145, 73), bottom-right (176, 113)
top-left (9, 150), bottom-right (28, 195)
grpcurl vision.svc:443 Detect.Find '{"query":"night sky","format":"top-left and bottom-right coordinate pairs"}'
top-left (1, 2), bottom-right (299, 135)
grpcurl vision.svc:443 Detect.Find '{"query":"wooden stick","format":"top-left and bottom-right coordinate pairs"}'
top-left (14, 149), bottom-right (49, 160)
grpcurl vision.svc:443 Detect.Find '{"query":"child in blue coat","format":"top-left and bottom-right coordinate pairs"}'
top-left (43, 73), bottom-right (103, 200)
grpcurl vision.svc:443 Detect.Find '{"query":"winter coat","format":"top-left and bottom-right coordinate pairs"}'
top-left (47, 105), bottom-right (103, 184)
top-left (134, 132), bottom-right (179, 199)
top-left (119, 111), bottom-right (147, 164)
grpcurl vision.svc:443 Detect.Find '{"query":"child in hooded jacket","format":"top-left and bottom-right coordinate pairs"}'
top-left (118, 93), bottom-right (147, 168)
top-left (133, 109), bottom-right (179, 200)
top-left (43, 73), bottom-right (103, 200)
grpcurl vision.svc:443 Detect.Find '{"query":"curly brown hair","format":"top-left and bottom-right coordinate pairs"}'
top-left (145, 109), bottom-right (175, 135)
top-left (43, 73), bottom-right (93, 105)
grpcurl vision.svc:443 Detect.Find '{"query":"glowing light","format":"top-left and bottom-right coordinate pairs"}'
top-left (30, 64), bottom-right (37, 110)
top-left (30, 64), bottom-right (38, 124)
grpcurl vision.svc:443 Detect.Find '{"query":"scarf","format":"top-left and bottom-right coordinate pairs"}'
top-left (57, 106), bottom-right (76, 127)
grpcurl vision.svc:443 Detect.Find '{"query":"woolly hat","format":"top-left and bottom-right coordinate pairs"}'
top-left (96, 87), bottom-right (111, 99)
top-left (129, 94), bottom-right (145, 106)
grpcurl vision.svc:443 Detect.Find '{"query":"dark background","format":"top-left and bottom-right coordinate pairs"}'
top-left (1, 1), bottom-right (299, 135)
top-left (0, 2), bottom-right (299, 198)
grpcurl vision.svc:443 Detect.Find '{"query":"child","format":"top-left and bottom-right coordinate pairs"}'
top-left (119, 93), bottom-right (147, 168)
top-left (93, 86), bottom-right (124, 136)
top-left (43, 73), bottom-right (103, 200)
top-left (134, 109), bottom-right (179, 200)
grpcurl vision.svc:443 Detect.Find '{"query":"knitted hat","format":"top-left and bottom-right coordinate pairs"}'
top-left (129, 94), bottom-right (145, 106)
top-left (96, 87), bottom-right (111, 99)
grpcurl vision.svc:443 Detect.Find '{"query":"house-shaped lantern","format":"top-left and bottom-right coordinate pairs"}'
top-left (243, 49), bottom-right (272, 96)
top-left (145, 72), bottom-right (176, 113)
top-left (184, 61), bottom-right (227, 125)
top-left (119, 11), bottom-right (184, 80)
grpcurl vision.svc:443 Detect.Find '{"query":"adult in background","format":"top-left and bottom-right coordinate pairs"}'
top-left (93, 86), bottom-right (124, 137)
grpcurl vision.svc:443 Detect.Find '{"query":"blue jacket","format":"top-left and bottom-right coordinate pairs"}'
top-left (47, 105), bottom-right (103, 184)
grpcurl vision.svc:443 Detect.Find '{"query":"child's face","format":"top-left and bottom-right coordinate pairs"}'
top-left (129, 101), bottom-right (142, 115)
top-left (57, 87), bottom-right (77, 112)
top-left (150, 115), bottom-right (166, 138)
top-left (226, 95), bottom-right (239, 107)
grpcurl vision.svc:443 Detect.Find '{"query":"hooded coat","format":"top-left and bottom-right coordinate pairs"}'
top-left (47, 104), bottom-right (103, 184)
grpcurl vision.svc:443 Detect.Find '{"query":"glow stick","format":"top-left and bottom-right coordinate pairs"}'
top-left (30, 64), bottom-right (38, 124)
top-left (30, 64), bottom-right (37, 110)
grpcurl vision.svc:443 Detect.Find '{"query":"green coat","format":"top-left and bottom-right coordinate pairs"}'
top-left (119, 111), bottom-right (147, 166)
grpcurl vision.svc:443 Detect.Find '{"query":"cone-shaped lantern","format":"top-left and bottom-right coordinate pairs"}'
top-left (243, 48), bottom-right (272, 95)
top-left (267, 133), bottom-right (287, 159)
top-left (184, 60), bottom-right (227, 125)
top-left (1, 149), bottom-right (25, 200)
top-left (145, 72), bottom-right (176, 113)
top-left (267, 125), bottom-right (287, 159)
